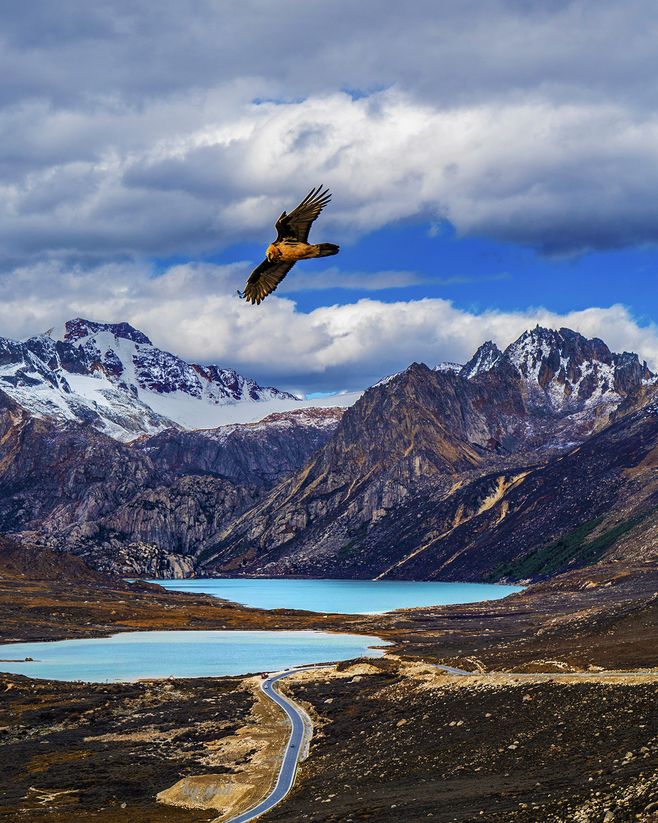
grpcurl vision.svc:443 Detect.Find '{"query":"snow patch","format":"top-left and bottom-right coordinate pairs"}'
top-left (434, 362), bottom-right (463, 373)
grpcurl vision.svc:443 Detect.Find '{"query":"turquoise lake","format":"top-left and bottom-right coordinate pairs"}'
top-left (150, 577), bottom-right (523, 614)
top-left (0, 630), bottom-right (387, 682)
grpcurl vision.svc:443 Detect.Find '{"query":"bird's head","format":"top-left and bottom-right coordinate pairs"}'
top-left (266, 243), bottom-right (281, 262)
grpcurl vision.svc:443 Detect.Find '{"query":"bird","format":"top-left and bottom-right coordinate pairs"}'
top-left (238, 185), bottom-right (339, 304)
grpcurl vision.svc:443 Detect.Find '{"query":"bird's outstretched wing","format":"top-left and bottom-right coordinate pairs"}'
top-left (240, 259), bottom-right (296, 304)
top-left (275, 185), bottom-right (331, 242)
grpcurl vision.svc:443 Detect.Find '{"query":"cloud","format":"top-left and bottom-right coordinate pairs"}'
top-left (3, 2), bottom-right (657, 110)
top-left (3, 0), bottom-right (658, 388)
top-left (285, 269), bottom-right (430, 292)
top-left (5, 89), bottom-right (658, 263)
top-left (1, 260), bottom-right (657, 393)
top-left (2, 2), bottom-right (658, 262)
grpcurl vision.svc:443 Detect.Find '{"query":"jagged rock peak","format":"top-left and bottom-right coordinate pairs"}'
top-left (505, 326), bottom-right (611, 376)
top-left (434, 361), bottom-right (463, 373)
top-left (461, 325), bottom-right (654, 407)
top-left (51, 318), bottom-right (153, 346)
top-left (460, 341), bottom-right (503, 379)
top-left (504, 325), bottom-right (652, 385)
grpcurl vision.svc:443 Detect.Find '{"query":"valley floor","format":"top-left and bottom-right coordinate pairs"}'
top-left (267, 661), bottom-right (658, 822)
top-left (1, 663), bottom-right (656, 822)
top-left (0, 548), bottom-right (657, 822)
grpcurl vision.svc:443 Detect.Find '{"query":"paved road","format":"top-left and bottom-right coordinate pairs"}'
top-left (225, 667), bottom-right (315, 823)
top-left (435, 663), bottom-right (474, 675)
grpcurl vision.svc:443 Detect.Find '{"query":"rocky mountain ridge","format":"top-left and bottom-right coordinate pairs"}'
top-left (1, 324), bottom-right (657, 581)
top-left (198, 327), bottom-right (658, 580)
top-left (0, 391), bottom-right (343, 577)
top-left (463, 326), bottom-right (652, 408)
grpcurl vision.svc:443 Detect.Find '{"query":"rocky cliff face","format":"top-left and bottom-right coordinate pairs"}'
top-left (63, 476), bottom-right (263, 578)
top-left (464, 326), bottom-right (652, 409)
top-left (0, 393), bottom-right (342, 577)
top-left (136, 407), bottom-right (344, 486)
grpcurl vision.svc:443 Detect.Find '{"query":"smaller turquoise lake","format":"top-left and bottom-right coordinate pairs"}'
top-left (149, 577), bottom-right (523, 614)
top-left (0, 630), bottom-right (386, 683)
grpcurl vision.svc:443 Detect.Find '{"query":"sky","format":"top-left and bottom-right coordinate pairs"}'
top-left (3, 0), bottom-right (658, 393)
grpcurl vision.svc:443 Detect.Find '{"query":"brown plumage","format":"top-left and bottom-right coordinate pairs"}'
top-left (239, 186), bottom-right (340, 305)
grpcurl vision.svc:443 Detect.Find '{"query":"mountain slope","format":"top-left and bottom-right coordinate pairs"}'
top-left (0, 390), bottom-right (343, 576)
top-left (198, 327), bottom-right (657, 579)
top-left (59, 409), bottom-right (346, 577)
top-left (1, 323), bottom-right (656, 582)
top-left (136, 407), bottom-right (344, 486)
top-left (376, 398), bottom-right (658, 581)
top-left (203, 401), bottom-right (658, 581)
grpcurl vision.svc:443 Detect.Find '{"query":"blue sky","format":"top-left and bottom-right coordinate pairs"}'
top-left (209, 224), bottom-right (658, 324)
top-left (3, 1), bottom-right (658, 391)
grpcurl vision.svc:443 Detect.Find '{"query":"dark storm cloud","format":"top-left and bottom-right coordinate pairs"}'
top-left (2, 0), bottom-right (656, 105)
top-left (2, 1), bottom-right (656, 108)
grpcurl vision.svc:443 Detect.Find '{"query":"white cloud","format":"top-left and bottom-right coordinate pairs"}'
top-left (3, 88), bottom-right (658, 262)
top-left (1, 260), bottom-right (656, 392)
top-left (2, 2), bottom-right (658, 260)
top-left (2, 0), bottom-right (658, 391)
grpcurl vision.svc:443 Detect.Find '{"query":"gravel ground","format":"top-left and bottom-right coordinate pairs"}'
top-left (266, 663), bottom-right (658, 822)
top-left (0, 673), bottom-right (252, 822)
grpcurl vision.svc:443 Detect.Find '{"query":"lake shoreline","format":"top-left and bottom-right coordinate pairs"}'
top-left (1, 539), bottom-right (656, 822)
top-left (1, 544), bottom-right (655, 675)
top-left (148, 576), bottom-right (523, 615)
top-left (0, 629), bottom-right (389, 683)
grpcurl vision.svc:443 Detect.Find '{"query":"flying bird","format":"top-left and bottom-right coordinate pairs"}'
top-left (238, 186), bottom-right (339, 304)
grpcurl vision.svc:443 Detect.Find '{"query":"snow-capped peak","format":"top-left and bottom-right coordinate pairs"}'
top-left (460, 341), bottom-right (503, 379)
top-left (461, 326), bottom-right (653, 412)
top-left (0, 318), bottom-right (358, 441)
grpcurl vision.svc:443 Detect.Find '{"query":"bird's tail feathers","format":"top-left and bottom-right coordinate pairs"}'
top-left (315, 243), bottom-right (340, 257)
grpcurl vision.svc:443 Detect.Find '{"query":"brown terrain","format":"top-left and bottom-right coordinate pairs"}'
top-left (1, 536), bottom-right (656, 674)
top-left (267, 661), bottom-right (658, 823)
top-left (2, 659), bottom-right (656, 823)
top-left (0, 536), bottom-right (656, 821)
top-left (1, 325), bottom-right (657, 821)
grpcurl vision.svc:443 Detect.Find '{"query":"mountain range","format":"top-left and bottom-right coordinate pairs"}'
top-left (0, 317), bottom-right (358, 440)
top-left (1, 320), bottom-right (657, 582)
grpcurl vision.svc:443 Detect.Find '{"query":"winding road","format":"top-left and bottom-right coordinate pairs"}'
top-left (225, 667), bottom-right (316, 823)
top-left (225, 662), bottom-right (657, 822)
